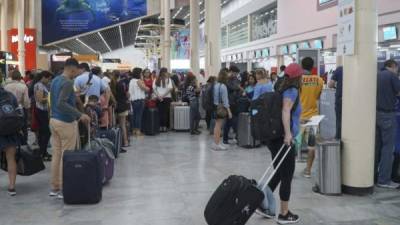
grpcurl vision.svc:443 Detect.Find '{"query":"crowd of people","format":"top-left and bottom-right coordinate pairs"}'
top-left (0, 56), bottom-right (399, 224)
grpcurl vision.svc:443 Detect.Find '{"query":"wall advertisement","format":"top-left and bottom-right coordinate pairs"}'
top-left (42, 0), bottom-right (147, 45)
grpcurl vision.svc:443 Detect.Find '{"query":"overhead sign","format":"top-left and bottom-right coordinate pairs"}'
top-left (337, 0), bottom-right (355, 56)
top-left (8, 29), bottom-right (37, 71)
top-left (42, 0), bottom-right (147, 45)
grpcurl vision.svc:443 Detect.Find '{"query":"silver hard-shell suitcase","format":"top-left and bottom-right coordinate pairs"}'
top-left (238, 112), bottom-right (261, 148)
top-left (173, 105), bottom-right (190, 131)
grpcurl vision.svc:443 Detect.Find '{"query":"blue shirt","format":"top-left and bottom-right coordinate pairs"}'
top-left (51, 75), bottom-right (81, 123)
top-left (245, 86), bottom-right (255, 99)
top-left (377, 69), bottom-right (400, 112)
top-left (213, 83), bottom-right (229, 108)
top-left (283, 88), bottom-right (302, 137)
top-left (331, 67), bottom-right (343, 102)
top-left (74, 72), bottom-right (108, 98)
top-left (396, 96), bottom-right (400, 153)
top-left (252, 82), bottom-right (274, 100)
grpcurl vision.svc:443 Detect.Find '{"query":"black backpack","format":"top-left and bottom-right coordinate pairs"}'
top-left (202, 83), bottom-right (215, 111)
top-left (0, 88), bottom-right (24, 136)
top-left (250, 88), bottom-right (299, 141)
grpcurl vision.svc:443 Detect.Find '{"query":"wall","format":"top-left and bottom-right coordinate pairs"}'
top-left (101, 46), bottom-right (147, 68)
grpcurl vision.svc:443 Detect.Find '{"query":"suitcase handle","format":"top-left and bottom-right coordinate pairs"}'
top-left (258, 144), bottom-right (293, 191)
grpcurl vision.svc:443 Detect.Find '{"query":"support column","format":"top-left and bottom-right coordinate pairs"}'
top-left (18, 0), bottom-right (25, 75)
top-left (341, 0), bottom-right (377, 195)
top-left (161, 0), bottom-right (171, 71)
top-left (190, 0), bottom-right (200, 76)
top-left (205, 0), bottom-right (221, 77)
top-left (0, 0), bottom-right (8, 51)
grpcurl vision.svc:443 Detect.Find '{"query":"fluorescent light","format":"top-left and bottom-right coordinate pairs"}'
top-left (390, 44), bottom-right (400, 48)
top-left (98, 32), bottom-right (112, 52)
top-left (76, 38), bottom-right (97, 53)
top-left (119, 26), bottom-right (124, 48)
top-left (173, 7), bottom-right (183, 19)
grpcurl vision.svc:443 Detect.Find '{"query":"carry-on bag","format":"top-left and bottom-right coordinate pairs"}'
top-left (173, 105), bottom-right (190, 131)
top-left (63, 125), bottom-right (104, 204)
top-left (84, 137), bottom-right (115, 185)
top-left (237, 113), bottom-right (260, 148)
top-left (142, 107), bottom-right (160, 135)
top-left (96, 109), bottom-right (121, 158)
top-left (204, 145), bottom-right (293, 225)
top-left (0, 145), bottom-right (45, 176)
top-left (170, 101), bottom-right (188, 129)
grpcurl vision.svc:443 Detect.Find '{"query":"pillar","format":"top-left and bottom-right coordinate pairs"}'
top-left (205, 0), bottom-right (221, 77)
top-left (18, 0), bottom-right (25, 75)
top-left (341, 0), bottom-right (377, 195)
top-left (190, 0), bottom-right (200, 76)
top-left (161, 0), bottom-right (171, 71)
top-left (0, 0), bottom-right (8, 51)
top-left (29, 0), bottom-right (35, 28)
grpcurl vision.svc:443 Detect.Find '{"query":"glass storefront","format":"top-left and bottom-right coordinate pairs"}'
top-left (251, 5), bottom-right (277, 41)
top-left (228, 17), bottom-right (248, 47)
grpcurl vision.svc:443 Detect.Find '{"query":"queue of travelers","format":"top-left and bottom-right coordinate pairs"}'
top-left (0, 56), bottom-right (399, 224)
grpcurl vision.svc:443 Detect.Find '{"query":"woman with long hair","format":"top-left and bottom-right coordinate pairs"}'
top-left (129, 68), bottom-right (149, 136)
top-left (184, 72), bottom-right (201, 135)
top-left (153, 68), bottom-right (173, 132)
top-left (212, 69), bottom-right (232, 151)
top-left (256, 63), bottom-right (302, 224)
top-left (252, 68), bottom-right (274, 100)
top-left (34, 71), bottom-right (53, 161)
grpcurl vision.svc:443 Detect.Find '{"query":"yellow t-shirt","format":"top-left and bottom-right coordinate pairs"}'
top-left (300, 75), bottom-right (324, 120)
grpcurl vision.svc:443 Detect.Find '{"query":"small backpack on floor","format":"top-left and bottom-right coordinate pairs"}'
top-left (0, 88), bottom-right (24, 136)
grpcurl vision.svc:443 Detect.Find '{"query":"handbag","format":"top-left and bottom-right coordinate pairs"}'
top-left (1, 145), bottom-right (45, 176)
top-left (216, 84), bottom-right (228, 119)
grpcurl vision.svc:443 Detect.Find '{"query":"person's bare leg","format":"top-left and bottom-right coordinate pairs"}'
top-left (214, 119), bottom-right (222, 145)
top-left (5, 147), bottom-right (17, 190)
top-left (119, 115), bottom-right (129, 146)
top-left (305, 147), bottom-right (315, 174)
top-left (280, 201), bottom-right (289, 216)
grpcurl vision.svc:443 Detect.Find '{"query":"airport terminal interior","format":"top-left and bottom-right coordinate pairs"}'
top-left (1, 0), bottom-right (400, 225)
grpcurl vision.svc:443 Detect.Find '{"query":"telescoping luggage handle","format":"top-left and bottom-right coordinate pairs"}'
top-left (258, 144), bottom-right (293, 191)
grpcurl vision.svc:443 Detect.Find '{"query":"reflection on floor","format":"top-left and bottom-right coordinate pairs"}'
top-left (1, 131), bottom-right (400, 225)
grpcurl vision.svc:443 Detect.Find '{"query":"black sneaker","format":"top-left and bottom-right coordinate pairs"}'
top-left (255, 207), bottom-right (275, 219)
top-left (277, 211), bottom-right (299, 224)
top-left (7, 188), bottom-right (16, 196)
top-left (120, 148), bottom-right (127, 153)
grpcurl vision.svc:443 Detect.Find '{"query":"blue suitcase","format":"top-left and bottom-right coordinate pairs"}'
top-left (63, 149), bottom-right (104, 204)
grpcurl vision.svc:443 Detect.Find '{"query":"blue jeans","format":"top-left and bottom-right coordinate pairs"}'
top-left (375, 112), bottom-right (397, 184)
top-left (223, 114), bottom-right (238, 142)
top-left (132, 100), bottom-right (145, 130)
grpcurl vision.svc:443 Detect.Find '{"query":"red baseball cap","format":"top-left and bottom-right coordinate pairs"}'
top-left (284, 63), bottom-right (303, 79)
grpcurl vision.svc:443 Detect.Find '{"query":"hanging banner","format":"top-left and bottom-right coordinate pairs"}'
top-left (171, 29), bottom-right (190, 59)
top-left (8, 29), bottom-right (37, 71)
top-left (337, 0), bottom-right (355, 56)
top-left (42, 0), bottom-right (147, 45)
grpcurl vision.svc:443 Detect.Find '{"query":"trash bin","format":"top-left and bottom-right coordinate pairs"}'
top-left (313, 140), bottom-right (342, 195)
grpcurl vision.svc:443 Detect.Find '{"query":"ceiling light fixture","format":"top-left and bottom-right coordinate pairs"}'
top-left (119, 26), bottom-right (124, 48)
top-left (76, 38), bottom-right (97, 54)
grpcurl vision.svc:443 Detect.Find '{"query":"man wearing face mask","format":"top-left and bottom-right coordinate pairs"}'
top-left (375, 59), bottom-right (400, 189)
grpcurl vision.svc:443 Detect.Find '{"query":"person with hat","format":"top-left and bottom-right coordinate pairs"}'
top-left (256, 63), bottom-right (302, 224)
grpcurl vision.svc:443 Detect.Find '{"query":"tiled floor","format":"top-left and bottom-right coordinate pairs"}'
top-left (1, 131), bottom-right (400, 225)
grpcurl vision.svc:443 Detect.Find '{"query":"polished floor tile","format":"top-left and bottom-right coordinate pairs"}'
top-left (1, 130), bottom-right (400, 225)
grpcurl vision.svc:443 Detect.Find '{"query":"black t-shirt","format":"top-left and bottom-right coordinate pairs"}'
top-left (115, 79), bottom-right (129, 113)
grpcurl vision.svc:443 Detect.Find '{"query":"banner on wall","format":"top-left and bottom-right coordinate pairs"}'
top-left (42, 0), bottom-right (147, 45)
top-left (337, 0), bottom-right (355, 56)
top-left (8, 29), bottom-right (37, 71)
top-left (171, 29), bottom-right (190, 60)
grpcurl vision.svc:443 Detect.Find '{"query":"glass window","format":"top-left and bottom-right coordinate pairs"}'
top-left (317, 0), bottom-right (337, 10)
top-left (228, 17), bottom-right (248, 47)
top-left (221, 26), bottom-right (228, 49)
top-left (251, 5), bottom-right (277, 41)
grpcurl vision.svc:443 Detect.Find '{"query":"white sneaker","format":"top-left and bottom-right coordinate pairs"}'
top-left (56, 193), bottom-right (64, 200)
top-left (211, 143), bottom-right (227, 151)
top-left (49, 190), bottom-right (59, 197)
top-left (229, 139), bottom-right (238, 144)
top-left (218, 144), bottom-right (228, 150)
top-left (377, 182), bottom-right (399, 189)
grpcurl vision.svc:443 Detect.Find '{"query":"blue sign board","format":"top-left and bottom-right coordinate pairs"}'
top-left (42, 0), bottom-right (147, 44)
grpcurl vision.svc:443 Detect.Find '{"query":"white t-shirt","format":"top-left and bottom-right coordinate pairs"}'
top-left (153, 78), bottom-right (173, 98)
top-left (102, 76), bottom-right (111, 85)
top-left (129, 78), bottom-right (146, 101)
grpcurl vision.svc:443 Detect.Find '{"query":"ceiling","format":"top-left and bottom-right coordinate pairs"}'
top-left (47, 0), bottom-right (234, 55)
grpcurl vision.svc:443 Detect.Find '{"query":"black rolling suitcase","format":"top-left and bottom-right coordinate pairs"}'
top-left (63, 124), bottom-right (104, 204)
top-left (204, 145), bottom-right (292, 225)
top-left (142, 107), bottom-right (160, 135)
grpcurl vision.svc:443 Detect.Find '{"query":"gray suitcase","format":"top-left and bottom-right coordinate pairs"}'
top-left (238, 112), bottom-right (260, 148)
top-left (170, 102), bottom-right (188, 129)
top-left (173, 105), bottom-right (190, 131)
